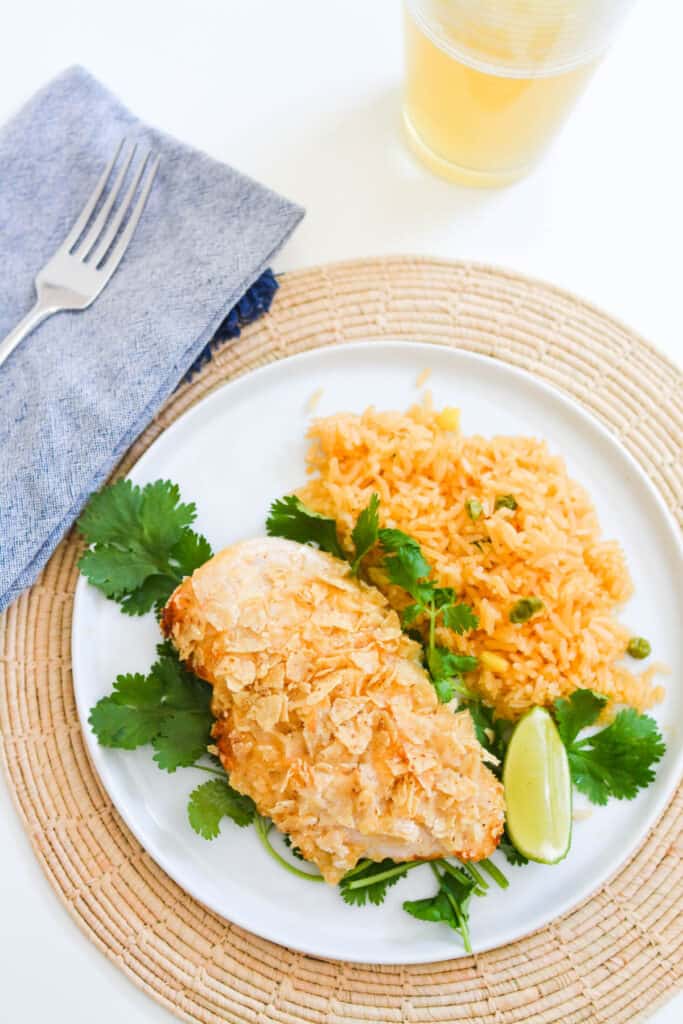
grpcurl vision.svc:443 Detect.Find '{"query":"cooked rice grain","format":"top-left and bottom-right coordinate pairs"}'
top-left (297, 401), bottom-right (664, 720)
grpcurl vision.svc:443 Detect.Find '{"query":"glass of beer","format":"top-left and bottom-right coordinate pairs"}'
top-left (403, 0), bottom-right (637, 187)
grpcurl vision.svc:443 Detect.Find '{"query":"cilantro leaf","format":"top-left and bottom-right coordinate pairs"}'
top-left (567, 709), bottom-right (665, 805)
top-left (266, 495), bottom-right (345, 559)
top-left (118, 575), bottom-right (178, 616)
top-left (441, 603), bottom-right (479, 634)
top-left (553, 690), bottom-right (666, 805)
top-left (77, 479), bottom-right (212, 616)
top-left (187, 779), bottom-right (256, 839)
top-left (88, 672), bottom-right (166, 748)
top-left (427, 646), bottom-right (478, 680)
top-left (460, 698), bottom-right (511, 772)
top-left (89, 647), bottom-right (213, 772)
top-left (350, 493), bottom-right (380, 574)
top-left (378, 528), bottom-right (432, 597)
top-left (432, 676), bottom-right (456, 703)
top-left (464, 698), bottom-right (493, 749)
top-left (426, 647), bottom-right (459, 704)
top-left (403, 868), bottom-right (475, 952)
top-left (152, 710), bottom-right (214, 772)
top-left (403, 890), bottom-right (455, 926)
top-left (171, 529), bottom-right (214, 578)
top-left (135, 479), bottom-right (196, 550)
top-left (78, 546), bottom-right (161, 598)
top-left (377, 528), bottom-right (420, 551)
top-left (401, 603), bottom-right (423, 626)
top-left (554, 689), bottom-right (607, 747)
top-left (424, 647), bottom-right (479, 704)
top-left (339, 859), bottom-right (410, 907)
top-left (77, 478), bottom-right (145, 546)
top-left (432, 587), bottom-right (456, 608)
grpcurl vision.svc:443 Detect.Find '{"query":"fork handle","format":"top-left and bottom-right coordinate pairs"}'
top-left (0, 300), bottom-right (55, 370)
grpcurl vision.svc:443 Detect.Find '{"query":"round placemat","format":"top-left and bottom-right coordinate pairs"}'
top-left (1, 257), bottom-right (682, 1024)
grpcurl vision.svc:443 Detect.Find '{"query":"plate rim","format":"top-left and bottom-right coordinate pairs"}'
top-left (71, 339), bottom-right (683, 964)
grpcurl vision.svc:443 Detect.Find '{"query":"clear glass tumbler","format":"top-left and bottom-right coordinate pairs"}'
top-left (403, 0), bottom-right (637, 187)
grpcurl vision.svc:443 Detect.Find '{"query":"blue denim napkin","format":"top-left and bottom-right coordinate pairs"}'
top-left (0, 67), bottom-right (304, 613)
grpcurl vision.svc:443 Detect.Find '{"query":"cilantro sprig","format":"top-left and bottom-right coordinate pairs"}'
top-left (77, 479), bottom-right (212, 615)
top-left (266, 492), bottom-right (380, 572)
top-left (377, 527), bottom-right (479, 703)
top-left (461, 698), bottom-right (511, 771)
top-left (89, 642), bottom-right (214, 771)
top-left (350, 492), bottom-right (380, 575)
top-left (404, 863), bottom-right (477, 952)
top-left (339, 855), bottom-right (507, 951)
top-left (553, 689), bottom-right (665, 805)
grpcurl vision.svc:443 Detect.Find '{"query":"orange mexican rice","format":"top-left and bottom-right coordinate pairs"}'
top-left (297, 400), bottom-right (664, 721)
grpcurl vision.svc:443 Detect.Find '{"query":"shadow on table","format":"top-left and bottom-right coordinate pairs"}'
top-left (262, 87), bottom-right (503, 262)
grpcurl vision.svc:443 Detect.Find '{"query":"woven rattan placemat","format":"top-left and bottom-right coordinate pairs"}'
top-left (1, 257), bottom-right (682, 1024)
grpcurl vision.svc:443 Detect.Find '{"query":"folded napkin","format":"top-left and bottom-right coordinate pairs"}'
top-left (0, 67), bottom-right (303, 614)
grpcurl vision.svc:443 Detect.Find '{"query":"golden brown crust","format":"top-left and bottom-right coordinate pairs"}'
top-left (163, 538), bottom-right (505, 882)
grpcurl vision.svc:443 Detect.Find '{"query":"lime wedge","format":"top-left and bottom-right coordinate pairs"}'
top-left (503, 707), bottom-right (572, 864)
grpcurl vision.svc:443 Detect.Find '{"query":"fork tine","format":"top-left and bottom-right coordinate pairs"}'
top-left (78, 143), bottom-right (137, 259)
top-left (63, 139), bottom-right (125, 251)
top-left (89, 151), bottom-right (155, 269)
top-left (95, 154), bottom-right (160, 275)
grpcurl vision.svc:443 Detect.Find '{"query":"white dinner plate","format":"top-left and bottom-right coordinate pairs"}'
top-left (72, 341), bottom-right (683, 964)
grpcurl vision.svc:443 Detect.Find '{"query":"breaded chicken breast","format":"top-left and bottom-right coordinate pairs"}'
top-left (162, 537), bottom-right (504, 883)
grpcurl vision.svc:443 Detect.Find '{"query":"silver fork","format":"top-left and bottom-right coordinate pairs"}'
top-left (0, 139), bottom-right (160, 369)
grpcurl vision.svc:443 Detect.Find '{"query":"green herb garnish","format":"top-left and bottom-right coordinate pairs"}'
top-left (340, 859), bottom-right (416, 906)
top-left (188, 778), bottom-right (256, 838)
top-left (379, 528), bottom-right (432, 592)
top-left (350, 492), bottom-right (380, 575)
top-left (554, 688), bottom-right (666, 805)
top-left (404, 863), bottom-right (476, 953)
top-left (627, 636), bottom-right (652, 660)
top-left (88, 642), bottom-right (213, 771)
top-left (266, 492), bottom-right (382, 574)
top-left (509, 597), bottom-right (543, 623)
top-left (378, 527), bottom-right (478, 702)
top-left (265, 495), bottom-right (345, 559)
top-left (460, 698), bottom-right (511, 771)
top-left (77, 479), bottom-right (212, 615)
top-left (253, 816), bottom-right (324, 882)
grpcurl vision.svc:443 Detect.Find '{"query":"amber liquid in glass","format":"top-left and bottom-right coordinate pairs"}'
top-left (403, 2), bottom-right (598, 186)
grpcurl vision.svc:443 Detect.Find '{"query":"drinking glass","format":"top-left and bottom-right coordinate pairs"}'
top-left (403, 0), bottom-right (637, 186)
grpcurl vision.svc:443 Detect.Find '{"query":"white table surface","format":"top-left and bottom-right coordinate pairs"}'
top-left (1, 1), bottom-right (681, 1021)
